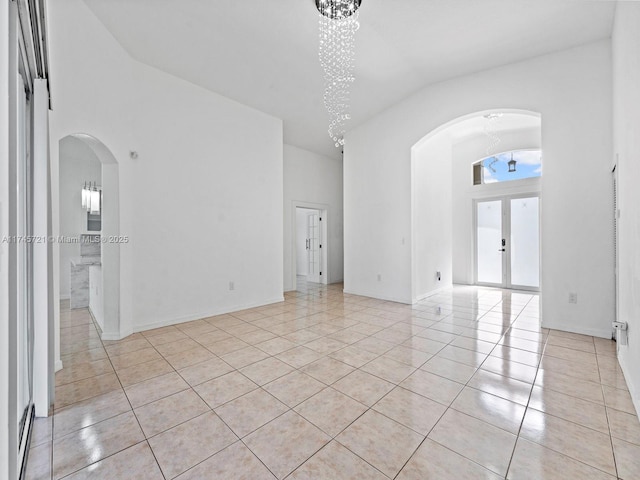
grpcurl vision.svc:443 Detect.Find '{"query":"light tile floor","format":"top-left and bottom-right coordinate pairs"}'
top-left (25, 283), bottom-right (640, 479)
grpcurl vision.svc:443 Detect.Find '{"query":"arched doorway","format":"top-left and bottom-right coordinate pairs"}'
top-left (410, 109), bottom-right (542, 301)
top-left (57, 134), bottom-right (120, 340)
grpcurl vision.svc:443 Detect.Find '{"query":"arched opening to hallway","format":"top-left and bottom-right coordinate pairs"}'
top-left (56, 133), bottom-right (121, 350)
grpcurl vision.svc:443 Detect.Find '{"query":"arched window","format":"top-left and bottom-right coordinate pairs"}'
top-left (473, 149), bottom-right (542, 185)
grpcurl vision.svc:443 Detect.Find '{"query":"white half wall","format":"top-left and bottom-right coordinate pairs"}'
top-left (284, 144), bottom-right (343, 291)
top-left (49, 0), bottom-right (283, 336)
top-left (345, 40), bottom-right (614, 336)
top-left (58, 137), bottom-right (101, 298)
top-left (613, 1), bottom-right (640, 416)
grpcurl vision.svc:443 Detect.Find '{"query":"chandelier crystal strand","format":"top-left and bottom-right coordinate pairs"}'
top-left (318, 2), bottom-right (360, 148)
top-left (482, 113), bottom-right (503, 173)
top-left (483, 113), bottom-right (502, 157)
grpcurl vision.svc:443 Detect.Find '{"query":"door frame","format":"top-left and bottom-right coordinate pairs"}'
top-left (612, 160), bottom-right (619, 339)
top-left (291, 201), bottom-right (329, 290)
top-left (473, 192), bottom-right (541, 291)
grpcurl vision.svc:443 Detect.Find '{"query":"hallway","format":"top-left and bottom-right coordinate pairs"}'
top-left (26, 286), bottom-right (640, 479)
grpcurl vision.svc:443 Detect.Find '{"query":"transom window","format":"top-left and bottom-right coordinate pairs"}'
top-left (473, 149), bottom-right (542, 185)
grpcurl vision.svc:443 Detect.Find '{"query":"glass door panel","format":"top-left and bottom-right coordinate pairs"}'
top-left (510, 197), bottom-right (540, 288)
top-left (17, 71), bottom-right (34, 469)
top-left (477, 200), bottom-right (503, 285)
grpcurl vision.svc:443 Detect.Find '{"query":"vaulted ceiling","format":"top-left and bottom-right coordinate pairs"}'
top-left (83, 0), bottom-right (615, 160)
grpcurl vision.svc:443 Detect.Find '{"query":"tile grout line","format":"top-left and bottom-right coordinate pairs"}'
top-left (424, 299), bottom-right (534, 478)
top-left (90, 309), bottom-right (168, 480)
top-left (51, 287), bottom-right (628, 479)
top-left (597, 341), bottom-right (622, 480)
top-left (54, 307), bottom-right (166, 480)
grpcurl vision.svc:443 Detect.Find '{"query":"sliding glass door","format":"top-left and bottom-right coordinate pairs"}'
top-left (16, 67), bottom-right (35, 476)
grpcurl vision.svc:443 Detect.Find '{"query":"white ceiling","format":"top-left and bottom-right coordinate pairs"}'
top-left (83, 0), bottom-right (615, 160)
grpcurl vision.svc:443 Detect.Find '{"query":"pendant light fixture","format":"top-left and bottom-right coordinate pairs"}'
top-left (90, 183), bottom-right (100, 215)
top-left (81, 182), bottom-right (90, 210)
top-left (81, 181), bottom-right (101, 214)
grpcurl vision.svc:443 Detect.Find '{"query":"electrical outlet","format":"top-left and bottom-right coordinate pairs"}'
top-left (229, 281), bottom-right (235, 291)
top-left (568, 292), bottom-right (577, 304)
top-left (377, 273), bottom-right (382, 282)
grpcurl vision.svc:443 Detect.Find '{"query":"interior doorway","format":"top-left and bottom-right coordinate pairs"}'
top-left (294, 206), bottom-right (327, 290)
top-left (475, 194), bottom-right (540, 290)
top-left (56, 134), bottom-right (121, 341)
top-left (410, 109), bottom-right (542, 302)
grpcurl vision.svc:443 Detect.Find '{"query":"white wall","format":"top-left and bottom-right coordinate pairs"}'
top-left (412, 133), bottom-right (453, 300)
top-left (613, 1), bottom-right (640, 415)
top-left (296, 208), bottom-right (312, 276)
top-left (345, 40), bottom-right (614, 337)
top-left (284, 144), bottom-right (343, 291)
top-left (49, 0), bottom-right (284, 336)
top-left (452, 127), bottom-right (541, 284)
top-left (58, 137), bottom-right (101, 298)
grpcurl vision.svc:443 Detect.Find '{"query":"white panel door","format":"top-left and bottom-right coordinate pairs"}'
top-left (307, 213), bottom-right (321, 283)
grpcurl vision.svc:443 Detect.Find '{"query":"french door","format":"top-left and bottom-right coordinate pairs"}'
top-left (475, 195), bottom-right (540, 290)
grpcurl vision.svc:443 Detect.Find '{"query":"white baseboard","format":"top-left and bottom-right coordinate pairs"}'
top-left (101, 330), bottom-right (132, 341)
top-left (540, 320), bottom-right (612, 339)
top-left (617, 342), bottom-right (640, 419)
top-left (55, 359), bottom-right (63, 372)
top-left (59, 294), bottom-right (70, 300)
top-left (132, 296), bottom-right (286, 334)
top-left (618, 358), bottom-right (640, 419)
top-left (412, 284), bottom-right (452, 303)
top-left (342, 288), bottom-right (412, 305)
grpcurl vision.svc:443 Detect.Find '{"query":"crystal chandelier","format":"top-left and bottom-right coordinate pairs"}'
top-left (316, 0), bottom-right (362, 148)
